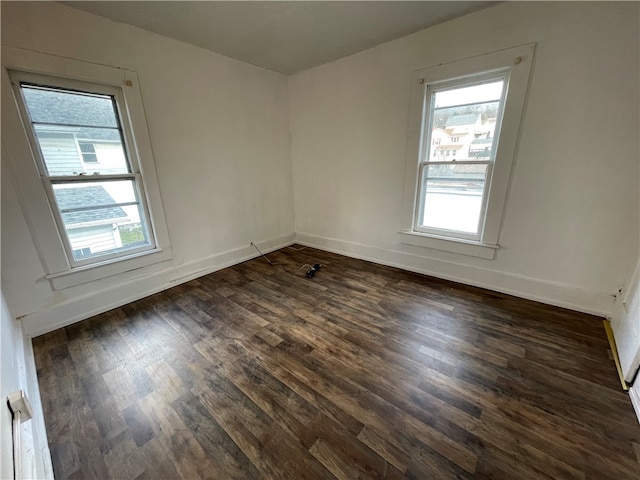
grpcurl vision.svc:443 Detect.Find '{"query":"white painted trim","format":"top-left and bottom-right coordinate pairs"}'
top-left (398, 229), bottom-right (498, 259)
top-left (610, 255), bottom-right (640, 381)
top-left (47, 248), bottom-right (172, 290)
top-left (22, 230), bottom-right (612, 335)
top-left (22, 233), bottom-right (295, 336)
top-left (295, 232), bottom-right (612, 317)
top-left (22, 335), bottom-right (54, 479)
top-left (629, 385), bottom-right (640, 426)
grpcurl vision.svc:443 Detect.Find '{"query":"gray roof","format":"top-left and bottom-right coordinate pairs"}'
top-left (55, 186), bottom-right (128, 226)
top-left (22, 85), bottom-right (121, 141)
top-left (445, 114), bottom-right (481, 127)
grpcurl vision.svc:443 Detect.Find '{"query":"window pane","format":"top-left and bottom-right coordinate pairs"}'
top-left (21, 85), bottom-right (119, 128)
top-left (52, 181), bottom-right (151, 261)
top-left (420, 163), bottom-right (489, 235)
top-left (434, 82), bottom-right (503, 108)
top-left (20, 84), bottom-right (129, 176)
top-left (53, 180), bottom-right (138, 210)
top-left (32, 125), bottom-right (128, 176)
top-left (428, 80), bottom-right (503, 162)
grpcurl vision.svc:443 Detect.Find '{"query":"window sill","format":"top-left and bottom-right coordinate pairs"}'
top-left (398, 229), bottom-right (498, 259)
top-left (45, 247), bottom-right (172, 290)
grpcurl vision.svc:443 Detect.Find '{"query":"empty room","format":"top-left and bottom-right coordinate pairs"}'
top-left (1, 1), bottom-right (639, 479)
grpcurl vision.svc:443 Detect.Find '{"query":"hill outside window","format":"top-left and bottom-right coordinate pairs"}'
top-left (400, 45), bottom-right (534, 259)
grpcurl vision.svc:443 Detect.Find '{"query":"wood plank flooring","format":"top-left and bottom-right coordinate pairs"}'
top-left (33, 246), bottom-right (640, 479)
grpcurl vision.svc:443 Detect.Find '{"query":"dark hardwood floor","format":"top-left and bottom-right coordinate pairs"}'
top-left (33, 246), bottom-right (640, 479)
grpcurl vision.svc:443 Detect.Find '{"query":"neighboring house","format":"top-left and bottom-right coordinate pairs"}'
top-left (54, 185), bottom-right (130, 258)
top-left (430, 128), bottom-right (448, 147)
top-left (34, 129), bottom-right (126, 175)
top-left (445, 113), bottom-right (482, 134)
top-left (433, 143), bottom-right (464, 160)
top-left (468, 137), bottom-right (493, 159)
top-left (430, 114), bottom-right (497, 160)
top-left (24, 86), bottom-right (127, 175)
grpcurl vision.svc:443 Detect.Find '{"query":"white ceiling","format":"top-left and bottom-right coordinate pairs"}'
top-left (62, 1), bottom-right (498, 75)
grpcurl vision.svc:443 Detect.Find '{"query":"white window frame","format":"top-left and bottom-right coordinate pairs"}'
top-left (415, 71), bottom-right (507, 242)
top-left (10, 71), bottom-right (157, 267)
top-left (2, 47), bottom-right (172, 289)
top-left (399, 44), bottom-right (535, 259)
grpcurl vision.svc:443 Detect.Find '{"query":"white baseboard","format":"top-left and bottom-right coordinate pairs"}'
top-left (295, 232), bottom-right (613, 317)
top-left (21, 230), bottom-right (613, 336)
top-left (21, 233), bottom-right (295, 336)
top-left (630, 385), bottom-right (640, 425)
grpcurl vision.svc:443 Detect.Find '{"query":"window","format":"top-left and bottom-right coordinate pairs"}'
top-left (78, 142), bottom-right (98, 163)
top-left (12, 75), bottom-right (155, 266)
top-left (418, 78), bottom-right (504, 239)
top-left (400, 45), bottom-right (534, 259)
top-left (2, 47), bottom-right (172, 289)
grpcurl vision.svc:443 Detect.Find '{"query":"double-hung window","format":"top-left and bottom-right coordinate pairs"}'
top-left (400, 45), bottom-right (534, 259)
top-left (417, 75), bottom-right (505, 240)
top-left (11, 74), bottom-right (155, 266)
top-left (3, 47), bottom-right (172, 289)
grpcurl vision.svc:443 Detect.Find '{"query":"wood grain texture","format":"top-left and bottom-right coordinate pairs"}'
top-left (33, 246), bottom-right (640, 479)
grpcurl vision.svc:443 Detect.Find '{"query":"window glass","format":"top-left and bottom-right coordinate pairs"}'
top-left (21, 85), bottom-right (118, 127)
top-left (21, 85), bottom-right (129, 175)
top-left (419, 163), bottom-right (489, 234)
top-left (427, 80), bottom-right (503, 163)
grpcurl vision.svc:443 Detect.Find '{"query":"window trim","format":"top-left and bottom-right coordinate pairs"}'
top-left (2, 47), bottom-right (172, 290)
top-left (400, 44), bottom-right (535, 259)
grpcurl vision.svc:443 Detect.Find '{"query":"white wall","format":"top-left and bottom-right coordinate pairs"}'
top-left (1, 2), bottom-right (295, 335)
top-left (2, 2), bottom-right (638, 334)
top-left (289, 1), bottom-right (639, 316)
top-left (0, 292), bottom-right (52, 479)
